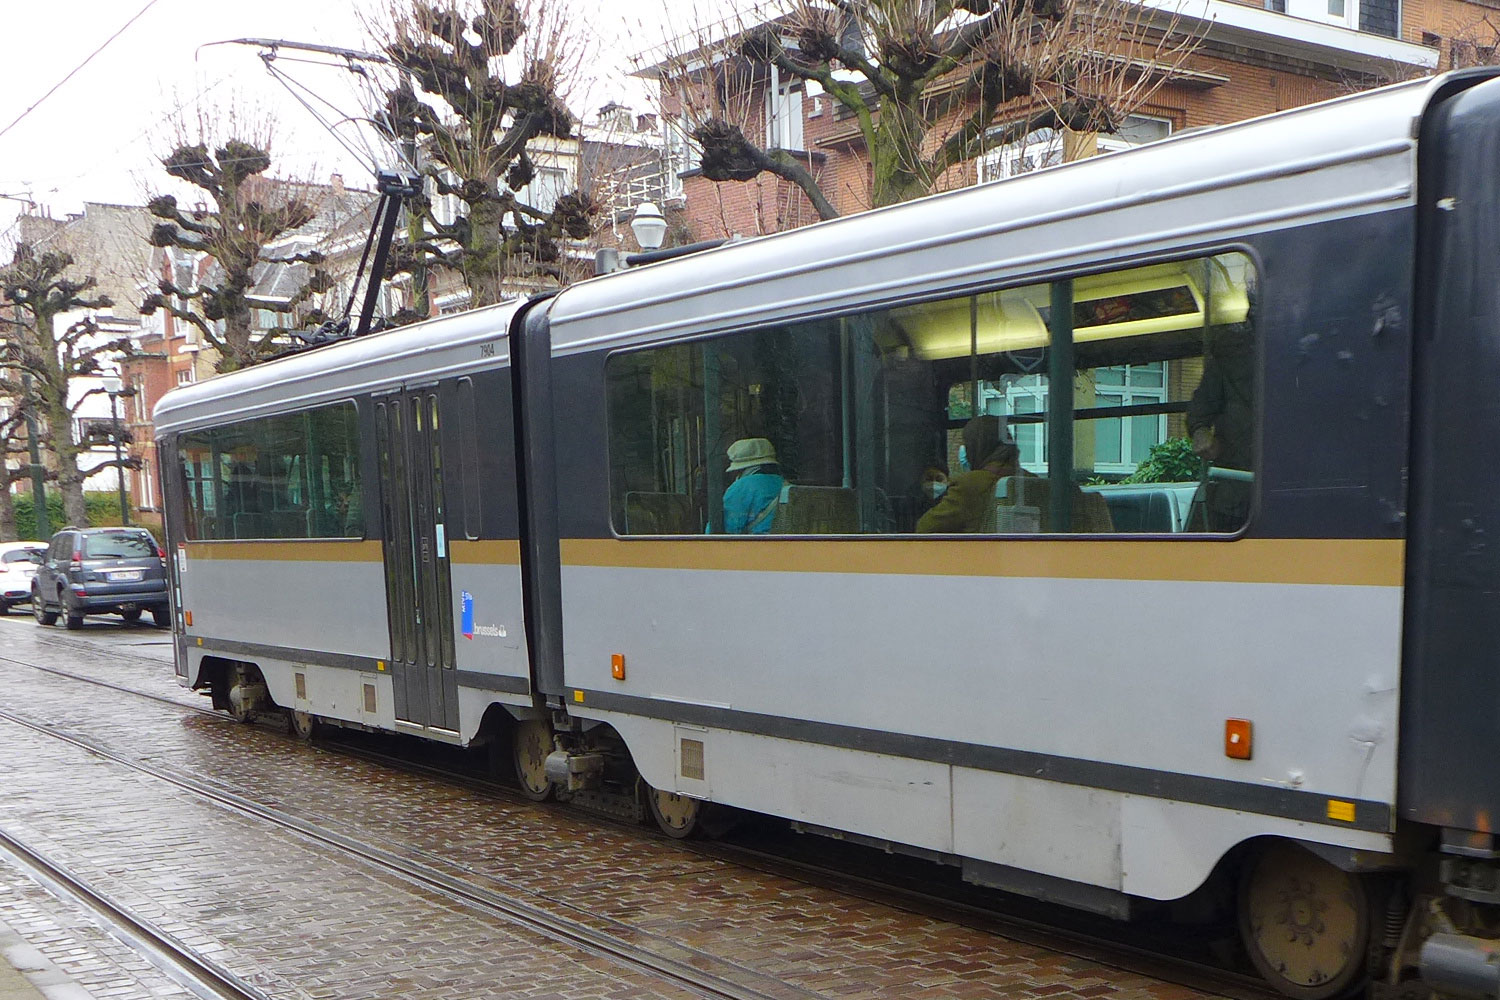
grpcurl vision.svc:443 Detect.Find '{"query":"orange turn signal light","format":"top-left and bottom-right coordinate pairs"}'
top-left (611, 653), bottom-right (625, 680)
top-left (184, 610), bottom-right (193, 627)
top-left (1225, 718), bottom-right (1252, 760)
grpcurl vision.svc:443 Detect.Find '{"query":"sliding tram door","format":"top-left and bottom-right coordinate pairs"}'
top-left (376, 389), bottom-right (459, 731)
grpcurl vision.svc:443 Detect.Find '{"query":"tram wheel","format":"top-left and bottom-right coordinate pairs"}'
top-left (646, 784), bottom-right (703, 840)
top-left (1238, 841), bottom-right (1373, 1000)
top-left (511, 718), bottom-right (555, 801)
top-left (289, 710), bottom-right (318, 741)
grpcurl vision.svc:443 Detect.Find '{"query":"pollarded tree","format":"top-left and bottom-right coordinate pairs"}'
top-left (0, 243), bottom-right (135, 529)
top-left (644, 0), bottom-right (1200, 219)
top-left (372, 0), bottom-right (599, 307)
top-left (141, 124), bottom-right (331, 372)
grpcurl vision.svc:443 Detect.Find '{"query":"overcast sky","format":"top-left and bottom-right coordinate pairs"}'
top-left (0, 0), bottom-right (684, 245)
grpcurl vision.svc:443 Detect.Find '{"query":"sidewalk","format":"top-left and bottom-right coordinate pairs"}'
top-left (0, 928), bottom-right (89, 1000)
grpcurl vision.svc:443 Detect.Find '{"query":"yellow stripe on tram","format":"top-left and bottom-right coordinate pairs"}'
top-left (558, 537), bottom-right (1405, 587)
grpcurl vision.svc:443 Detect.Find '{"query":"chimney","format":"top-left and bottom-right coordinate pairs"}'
top-left (331, 172), bottom-right (345, 194)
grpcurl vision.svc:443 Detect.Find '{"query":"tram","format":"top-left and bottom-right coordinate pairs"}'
top-left (155, 70), bottom-right (1500, 999)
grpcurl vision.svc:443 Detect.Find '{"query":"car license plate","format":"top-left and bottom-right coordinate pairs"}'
top-left (107, 570), bottom-right (143, 582)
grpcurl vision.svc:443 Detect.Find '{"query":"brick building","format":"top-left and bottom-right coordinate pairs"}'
top-left (635, 0), bottom-right (1462, 244)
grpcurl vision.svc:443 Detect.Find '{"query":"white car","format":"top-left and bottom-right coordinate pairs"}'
top-left (0, 542), bottom-right (46, 613)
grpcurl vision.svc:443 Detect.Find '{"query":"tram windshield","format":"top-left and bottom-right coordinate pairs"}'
top-left (605, 252), bottom-right (1257, 536)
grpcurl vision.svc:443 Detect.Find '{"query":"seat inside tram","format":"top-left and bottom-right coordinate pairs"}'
top-left (605, 251), bottom-right (1258, 538)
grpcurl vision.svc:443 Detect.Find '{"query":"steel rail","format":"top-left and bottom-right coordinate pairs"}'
top-left (0, 829), bottom-right (271, 1000)
top-left (0, 704), bottom-right (824, 1000)
top-left (3, 642), bottom-right (1282, 1000)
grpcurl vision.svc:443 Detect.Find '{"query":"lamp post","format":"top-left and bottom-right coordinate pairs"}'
top-left (101, 375), bottom-right (129, 527)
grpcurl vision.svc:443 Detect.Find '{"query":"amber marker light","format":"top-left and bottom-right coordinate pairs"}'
top-left (611, 654), bottom-right (626, 680)
top-left (1225, 718), bottom-right (1253, 759)
top-left (184, 611), bottom-right (193, 627)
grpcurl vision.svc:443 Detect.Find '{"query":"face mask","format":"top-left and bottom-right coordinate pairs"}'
top-left (922, 481), bottom-right (947, 500)
top-left (957, 445), bottom-right (969, 472)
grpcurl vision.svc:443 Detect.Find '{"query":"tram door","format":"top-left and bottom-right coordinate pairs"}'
top-left (376, 389), bottom-right (459, 731)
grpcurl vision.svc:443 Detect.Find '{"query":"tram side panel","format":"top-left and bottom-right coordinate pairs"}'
top-left (167, 372), bottom-right (533, 741)
top-left (168, 398), bottom-right (394, 725)
top-left (440, 367), bottom-right (538, 737)
top-left (545, 208), bottom-right (1413, 906)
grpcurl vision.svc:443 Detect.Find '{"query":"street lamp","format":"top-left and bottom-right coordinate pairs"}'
top-left (629, 201), bottom-right (668, 251)
top-left (101, 375), bottom-right (129, 527)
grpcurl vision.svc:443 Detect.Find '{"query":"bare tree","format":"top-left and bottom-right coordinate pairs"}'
top-left (643, 0), bottom-right (1201, 219)
top-left (370, 0), bottom-right (599, 307)
top-left (141, 111), bottom-right (331, 372)
top-left (0, 243), bottom-right (134, 529)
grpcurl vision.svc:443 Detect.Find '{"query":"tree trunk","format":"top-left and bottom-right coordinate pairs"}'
top-left (869, 100), bottom-right (932, 209)
top-left (217, 310), bottom-right (256, 373)
top-left (0, 472), bottom-right (18, 542)
top-left (46, 396), bottom-right (89, 528)
top-left (463, 199), bottom-right (507, 308)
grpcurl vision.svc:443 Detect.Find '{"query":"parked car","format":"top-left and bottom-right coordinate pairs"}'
top-left (31, 527), bottom-right (169, 629)
top-left (0, 542), bottom-right (46, 613)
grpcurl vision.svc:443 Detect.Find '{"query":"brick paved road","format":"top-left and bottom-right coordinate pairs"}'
top-left (0, 616), bottom-right (1224, 1000)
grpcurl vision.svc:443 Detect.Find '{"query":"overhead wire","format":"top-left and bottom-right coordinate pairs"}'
top-left (261, 60), bottom-right (399, 177)
top-left (0, 0), bottom-right (163, 144)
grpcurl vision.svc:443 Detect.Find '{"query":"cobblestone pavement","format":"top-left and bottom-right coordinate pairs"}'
top-left (0, 853), bottom-right (196, 1000)
top-left (0, 616), bottom-right (1224, 1000)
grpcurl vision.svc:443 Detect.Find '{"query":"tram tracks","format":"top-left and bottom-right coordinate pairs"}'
top-left (0, 703), bottom-right (830, 1000)
top-left (2, 639), bottom-right (1281, 1000)
top-left (0, 825), bottom-right (269, 1000)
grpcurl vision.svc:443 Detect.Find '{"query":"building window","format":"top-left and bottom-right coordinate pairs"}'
top-left (765, 77), bottom-right (804, 151)
top-left (605, 252), bottom-right (1257, 537)
top-left (1285, 0), bottom-right (1361, 28)
top-left (139, 459), bottom-right (155, 511)
top-left (978, 115), bottom-right (1173, 183)
top-left (177, 369), bottom-right (194, 386)
top-left (516, 166), bottom-right (568, 218)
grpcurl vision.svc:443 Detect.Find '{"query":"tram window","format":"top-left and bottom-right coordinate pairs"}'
top-left (604, 252), bottom-right (1256, 537)
top-left (176, 401), bottom-right (364, 540)
top-left (457, 378), bottom-right (481, 539)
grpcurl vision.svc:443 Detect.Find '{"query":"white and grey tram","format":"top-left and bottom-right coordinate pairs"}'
top-left (156, 70), bottom-right (1500, 999)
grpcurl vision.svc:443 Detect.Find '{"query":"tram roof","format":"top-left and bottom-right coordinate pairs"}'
top-left (544, 72), bottom-right (1492, 356)
top-left (155, 69), bottom-right (1494, 436)
top-left (154, 299), bottom-right (525, 434)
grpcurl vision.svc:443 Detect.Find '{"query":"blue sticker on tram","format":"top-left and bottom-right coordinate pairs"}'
top-left (461, 590), bottom-right (474, 639)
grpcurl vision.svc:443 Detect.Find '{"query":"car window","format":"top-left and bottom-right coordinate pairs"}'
top-left (1, 549), bottom-right (41, 564)
top-left (82, 533), bottom-right (156, 559)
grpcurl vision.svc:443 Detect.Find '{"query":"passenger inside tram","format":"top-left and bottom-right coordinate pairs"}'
top-left (604, 251), bottom-right (1258, 538)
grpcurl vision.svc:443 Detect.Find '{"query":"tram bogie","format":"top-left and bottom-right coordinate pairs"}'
top-left (154, 70), bottom-right (1500, 998)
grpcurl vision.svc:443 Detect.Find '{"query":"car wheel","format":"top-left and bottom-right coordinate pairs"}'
top-left (120, 608), bottom-right (142, 623)
top-left (0, 602), bottom-right (10, 615)
top-left (32, 589), bottom-right (56, 627)
top-left (151, 605), bottom-right (169, 628)
top-left (63, 595), bottom-right (83, 630)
